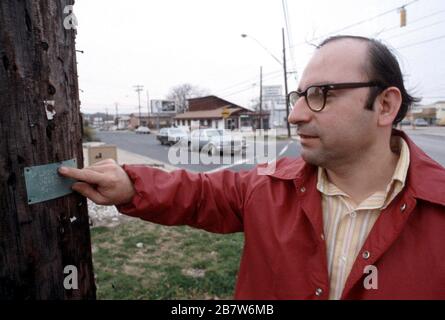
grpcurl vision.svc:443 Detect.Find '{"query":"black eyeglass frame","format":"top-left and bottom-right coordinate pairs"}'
top-left (288, 81), bottom-right (384, 112)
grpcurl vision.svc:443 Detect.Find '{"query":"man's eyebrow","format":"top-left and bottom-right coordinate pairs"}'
top-left (297, 81), bottom-right (333, 91)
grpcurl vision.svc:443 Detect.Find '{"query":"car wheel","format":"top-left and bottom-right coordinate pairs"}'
top-left (209, 144), bottom-right (218, 156)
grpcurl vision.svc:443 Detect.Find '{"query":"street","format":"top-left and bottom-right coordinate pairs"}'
top-left (95, 129), bottom-right (445, 172)
top-left (95, 131), bottom-right (298, 172)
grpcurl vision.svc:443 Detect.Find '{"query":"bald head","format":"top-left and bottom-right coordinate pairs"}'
top-left (311, 35), bottom-right (419, 123)
top-left (299, 38), bottom-right (371, 91)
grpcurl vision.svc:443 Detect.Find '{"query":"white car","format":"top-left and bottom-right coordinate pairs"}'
top-left (190, 129), bottom-right (244, 156)
top-left (156, 127), bottom-right (189, 146)
top-left (414, 118), bottom-right (428, 127)
top-left (135, 126), bottom-right (151, 134)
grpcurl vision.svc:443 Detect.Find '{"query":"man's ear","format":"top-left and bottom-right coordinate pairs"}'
top-left (375, 86), bottom-right (402, 127)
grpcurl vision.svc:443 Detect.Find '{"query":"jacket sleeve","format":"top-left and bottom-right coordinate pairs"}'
top-left (115, 164), bottom-right (259, 234)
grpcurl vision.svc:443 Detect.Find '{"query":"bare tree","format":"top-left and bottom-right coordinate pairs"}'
top-left (0, 0), bottom-right (95, 299)
top-left (166, 83), bottom-right (209, 113)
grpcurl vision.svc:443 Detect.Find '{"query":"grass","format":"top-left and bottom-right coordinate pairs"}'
top-left (90, 220), bottom-right (244, 300)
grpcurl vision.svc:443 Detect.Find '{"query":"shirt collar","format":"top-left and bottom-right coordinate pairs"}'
top-left (264, 129), bottom-right (445, 207)
top-left (316, 136), bottom-right (410, 210)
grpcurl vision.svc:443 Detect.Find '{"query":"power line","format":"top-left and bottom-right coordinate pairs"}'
top-left (286, 0), bottom-right (422, 50)
top-left (379, 8), bottom-right (445, 37)
top-left (221, 73), bottom-right (284, 99)
top-left (397, 33), bottom-right (445, 49)
top-left (422, 96), bottom-right (445, 99)
top-left (282, 0), bottom-right (291, 43)
top-left (216, 69), bottom-right (282, 94)
top-left (310, 0), bottom-right (420, 42)
top-left (80, 71), bottom-right (286, 114)
top-left (282, 0), bottom-right (298, 81)
top-left (407, 7), bottom-right (445, 24)
top-left (176, 73), bottom-right (285, 111)
top-left (386, 19), bottom-right (445, 40)
top-left (216, 71), bottom-right (285, 98)
top-left (278, 5), bottom-right (445, 74)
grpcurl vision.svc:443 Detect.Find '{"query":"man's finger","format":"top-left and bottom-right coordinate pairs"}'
top-left (72, 182), bottom-right (109, 205)
top-left (89, 159), bottom-right (116, 167)
top-left (85, 162), bottom-right (117, 173)
top-left (58, 166), bottom-right (104, 184)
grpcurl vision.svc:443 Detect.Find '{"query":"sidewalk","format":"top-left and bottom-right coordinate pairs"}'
top-left (82, 143), bottom-right (177, 172)
top-left (82, 144), bottom-right (178, 228)
top-left (400, 125), bottom-right (445, 138)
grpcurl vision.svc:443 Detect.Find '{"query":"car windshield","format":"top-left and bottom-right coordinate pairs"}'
top-left (169, 128), bottom-right (185, 134)
top-left (206, 130), bottom-right (221, 137)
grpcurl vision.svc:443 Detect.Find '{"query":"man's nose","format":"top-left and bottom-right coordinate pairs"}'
top-left (288, 96), bottom-right (312, 125)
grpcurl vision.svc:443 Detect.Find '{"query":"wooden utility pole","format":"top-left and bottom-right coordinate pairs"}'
top-left (259, 66), bottom-right (263, 130)
top-left (282, 28), bottom-right (291, 138)
top-left (0, 1), bottom-right (96, 299)
top-left (115, 102), bottom-right (119, 125)
top-left (134, 85), bottom-right (144, 127)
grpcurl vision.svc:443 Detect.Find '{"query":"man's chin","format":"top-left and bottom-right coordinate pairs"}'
top-left (301, 150), bottom-right (323, 167)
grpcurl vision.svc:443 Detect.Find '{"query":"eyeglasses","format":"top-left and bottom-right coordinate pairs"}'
top-left (288, 82), bottom-right (382, 112)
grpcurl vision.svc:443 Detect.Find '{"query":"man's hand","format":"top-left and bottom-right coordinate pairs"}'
top-left (58, 159), bottom-right (136, 206)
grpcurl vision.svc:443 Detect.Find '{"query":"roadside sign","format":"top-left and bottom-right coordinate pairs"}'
top-left (221, 108), bottom-right (231, 119)
top-left (88, 145), bottom-right (118, 165)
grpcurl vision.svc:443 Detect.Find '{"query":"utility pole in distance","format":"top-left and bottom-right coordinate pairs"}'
top-left (0, 0), bottom-right (95, 299)
top-left (241, 32), bottom-right (291, 137)
top-left (282, 27), bottom-right (291, 138)
top-left (259, 66), bottom-right (263, 130)
top-left (133, 85), bottom-right (144, 127)
top-left (115, 102), bottom-right (119, 125)
top-left (146, 90), bottom-right (150, 128)
top-left (105, 107), bottom-right (109, 129)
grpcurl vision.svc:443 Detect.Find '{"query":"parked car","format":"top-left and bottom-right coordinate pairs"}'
top-left (219, 129), bottom-right (247, 150)
top-left (190, 129), bottom-right (244, 156)
top-left (156, 127), bottom-right (189, 146)
top-left (400, 119), bottom-right (411, 126)
top-left (135, 126), bottom-right (151, 134)
top-left (414, 118), bottom-right (429, 127)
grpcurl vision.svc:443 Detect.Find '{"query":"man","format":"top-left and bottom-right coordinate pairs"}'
top-left (59, 35), bottom-right (445, 299)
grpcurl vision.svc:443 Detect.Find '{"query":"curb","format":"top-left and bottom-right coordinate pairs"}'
top-left (82, 147), bottom-right (178, 172)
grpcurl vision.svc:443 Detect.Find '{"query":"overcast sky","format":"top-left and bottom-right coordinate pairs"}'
top-left (74, 0), bottom-right (445, 114)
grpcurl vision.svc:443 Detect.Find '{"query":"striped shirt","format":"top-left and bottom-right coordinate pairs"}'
top-left (317, 137), bottom-right (410, 300)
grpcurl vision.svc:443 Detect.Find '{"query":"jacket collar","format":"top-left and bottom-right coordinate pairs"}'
top-left (264, 129), bottom-right (445, 207)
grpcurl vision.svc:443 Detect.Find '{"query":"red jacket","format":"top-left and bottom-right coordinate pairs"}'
top-left (116, 130), bottom-right (445, 299)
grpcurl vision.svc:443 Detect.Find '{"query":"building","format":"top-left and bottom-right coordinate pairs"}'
top-left (92, 117), bottom-right (103, 128)
top-left (117, 115), bottom-right (130, 130)
top-left (262, 85), bottom-right (287, 128)
top-left (150, 99), bottom-right (176, 114)
top-left (129, 113), bottom-right (174, 129)
top-left (406, 101), bottom-right (445, 125)
top-left (127, 100), bottom-right (179, 130)
top-left (424, 101), bottom-right (445, 124)
top-left (173, 95), bottom-right (269, 131)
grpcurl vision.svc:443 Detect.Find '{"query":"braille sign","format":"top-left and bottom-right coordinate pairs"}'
top-left (24, 159), bottom-right (77, 205)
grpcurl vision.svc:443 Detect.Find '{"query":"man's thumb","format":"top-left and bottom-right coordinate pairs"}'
top-left (72, 182), bottom-right (110, 205)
